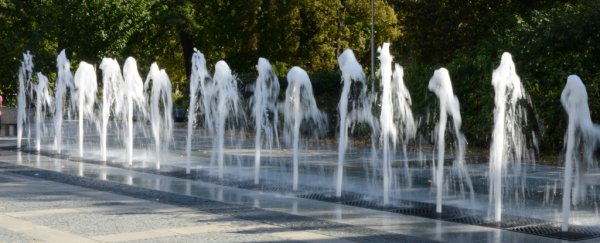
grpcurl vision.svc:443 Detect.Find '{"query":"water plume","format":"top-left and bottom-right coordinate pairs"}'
top-left (186, 50), bottom-right (209, 173)
top-left (122, 57), bottom-right (146, 166)
top-left (283, 67), bottom-right (327, 191)
top-left (99, 58), bottom-right (123, 161)
top-left (34, 73), bottom-right (53, 151)
top-left (17, 52), bottom-right (33, 149)
top-left (428, 68), bottom-right (474, 213)
top-left (560, 75), bottom-right (600, 231)
top-left (336, 49), bottom-right (379, 197)
top-left (378, 43), bottom-right (416, 205)
top-left (73, 62), bottom-right (98, 157)
top-left (145, 63), bottom-right (173, 170)
top-left (252, 58), bottom-right (280, 184)
top-left (53, 50), bottom-right (74, 153)
top-left (488, 53), bottom-right (534, 222)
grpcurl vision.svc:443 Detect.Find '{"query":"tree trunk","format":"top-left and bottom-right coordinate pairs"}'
top-left (178, 27), bottom-right (194, 81)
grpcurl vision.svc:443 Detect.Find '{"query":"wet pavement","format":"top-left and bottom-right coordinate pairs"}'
top-left (0, 137), bottom-right (592, 242)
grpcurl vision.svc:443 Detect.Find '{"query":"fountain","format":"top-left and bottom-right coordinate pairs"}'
top-left (251, 58), bottom-right (280, 184)
top-left (145, 63), bottom-right (173, 170)
top-left (210, 61), bottom-right (242, 180)
top-left (488, 52), bottom-right (534, 222)
top-left (186, 50), bottom-right (210, 174)
top-left (427, 68), bottom-right (474, 213)
top-left (282, 67), bottom-right (327, 191)
top-left (53, 50), bottom-right (74, 154)
top-left (378, 44), bottom-right (395, 205)
top-left (560, 75), bottom-right (600, 231)
top-left (73, 61), bottom-right (98, 158)
top-left (336, 49), bottom-right (379, 197)
top-left (17, 52), bottom-right (33, 149)
top-left (122, 57), bottom-right (146, 166)
top-left (99, 58), bottom-right (123, 161)
top-left (378, 43), bottom-right (416, 205)
top-left (34, 73), bottom-right (52, 151)
top-left (198, 61), bottom-right (216, 148)
top-left (391, 64), bottom-right (417, 189)
top-left (14, 47), bottom-right (600, 242)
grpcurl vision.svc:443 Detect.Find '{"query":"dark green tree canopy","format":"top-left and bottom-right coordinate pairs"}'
top-left (0, 0), bottom-right (598, 153)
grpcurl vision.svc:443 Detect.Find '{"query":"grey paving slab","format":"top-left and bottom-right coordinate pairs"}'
top-left (26, 210), bottom-right (205, 237)
top-left (124, 232), bottom-right (292, 243)
top-left (0, 166), bottom-right (434, 243)
top-left (0, 227), bottom-right (38, 242)
top-left (0, 161), bottom-right (439, 242)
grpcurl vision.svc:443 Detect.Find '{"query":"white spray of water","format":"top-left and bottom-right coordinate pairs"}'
top-left (378, 44), bottom-right (396, 205)
top-left (186, 49), bottom-right (210, 174)
top-left (560, 75), bottom-right (600, 231)
top-left (99, 58), bottom-right (123, 161)
top-left (252, 58), bottom-right (280, 184)
top-left (53, 50), bottom-right (74, 153)
top-left (428, 68), bottom-right (474, 213)
top-left (211, 61), bottom-right (242, 180)
top-left (17, 52), bottom-right (33, 149)
top-left (283, 67), bottom-right (327, 191)
top-left (392, 64), bottom-right (417, 189)
top-left (378, 43), bottom-right (416, 205)
top-left (488, 52), bottom-right (531, 222)
top-left (73, 62), bottom-right (98, 157)
top-left (34, 73), bottom-right (53, 151)
top-left (121, 57), bottom-right (146, 166)
top-left (144, 63), bottom-right (173, 170)
top-left (198, 66), bottom-right (216, 141)
top-left (336, 49), bottom-right (379, 197)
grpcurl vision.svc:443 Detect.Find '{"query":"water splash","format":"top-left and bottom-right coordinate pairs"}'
top-left (145, 63), bottom-right (173, 170)
top-left (99, 58), bottom-right (123, 161)
top-left (17, 52), bottom-right (33, 149)
top-left (211, 61), bottom-right (242, 180)
top-left (53, 50), bottom-right (74, 153)
top-left (378, 44), bottom-right (396, 205)
top-left (121, 57), bottom-right (146, 166)
top-left (73, 62), bottom-right (98, 157)
top-left (186, 49), bottom-right (210, 174)
top-left (378, 43), bottom-right (416, 205)
top-left (488, 53), bottom-right (533, 222)
top-left (560, 75), bottom-right (600, 231)
top-left (283, 67), bottom-right (327, 191)
top-left (391, 64), bottom-right (417, 189)
top-left (428, 68), bottom-right (474, 213)
top-left (336, 49), bottom-right (379, 197)
top-left (34, 73), bottom-right (53, 151)
top-left (252, 58), bottom-right (280, 184)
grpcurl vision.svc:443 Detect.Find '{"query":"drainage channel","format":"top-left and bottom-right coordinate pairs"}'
top-left (10, 147), bottom-right (600, 241)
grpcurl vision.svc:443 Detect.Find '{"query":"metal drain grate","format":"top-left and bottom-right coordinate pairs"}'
top-left (509, 223), bottom-right (600, 241)
top-left (449, 214), bottom-right (547, 229)
top-left (236, 181), bottom-right (295, 193)
top-left (297, 192), bottom-right (365, 203)
top-left (389, 205), bottom-right (464, 220)
top-left (93, 201), bottom-right (128, 206)
top-left (297, 192), bottom-right (464, 220)
top-left (342, 199), bottom-right (388, 209)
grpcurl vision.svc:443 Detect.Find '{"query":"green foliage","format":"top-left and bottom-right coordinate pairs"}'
top-left (504, 2), bottom-right (600, 151)
top-left (392, 1), bottom-right (516, 64)
top-left (1, 0), bottom-right (598, 153)
top-left (399, 1), bottom-right (600, 152)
